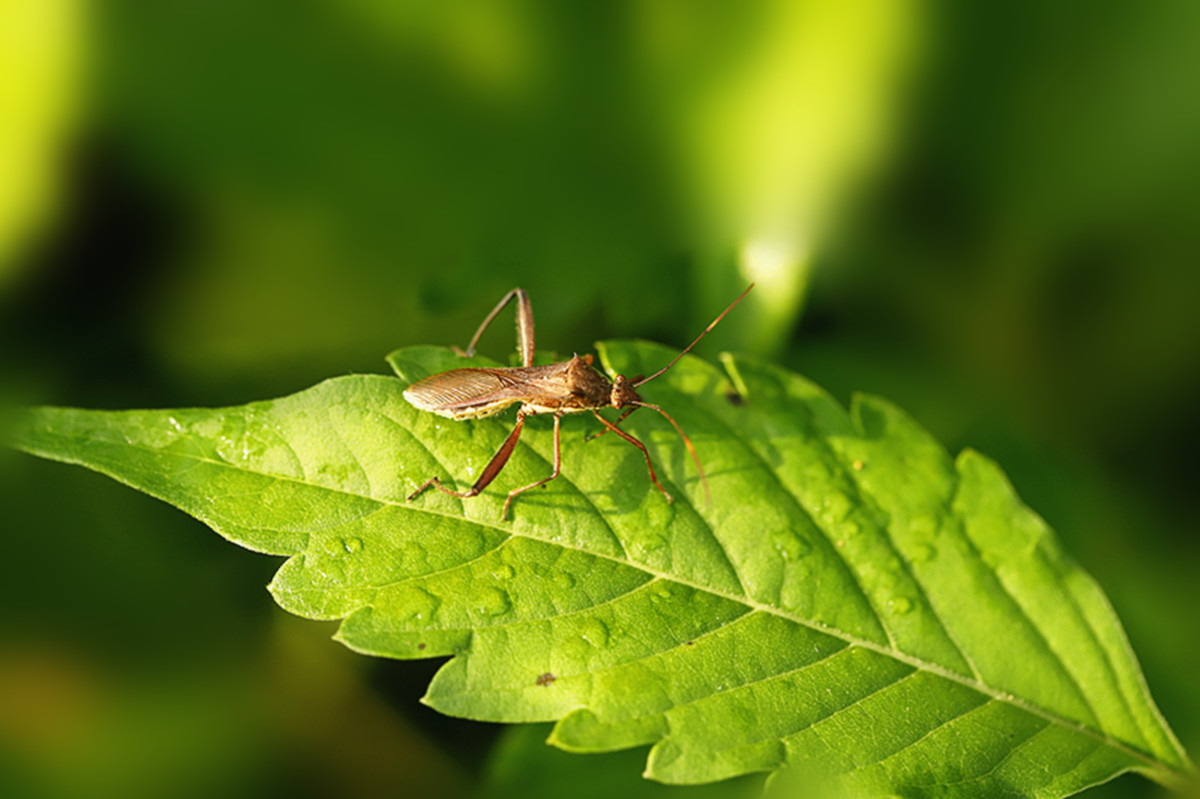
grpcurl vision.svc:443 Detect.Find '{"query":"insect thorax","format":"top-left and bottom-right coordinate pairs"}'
top-left (559, 355), bottom-right (614, 410)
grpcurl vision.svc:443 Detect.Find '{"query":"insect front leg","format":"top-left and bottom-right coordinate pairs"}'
top-left (408, 412), bottom-right (528, 506)
top-left (585, 406), bottom-right (637, 442)
top-left (456, 288), bottom-right (536, 367)
top-left (502, 413), bottom-right (563, 519)
top-left (590, 410), bottom-right (672, 503)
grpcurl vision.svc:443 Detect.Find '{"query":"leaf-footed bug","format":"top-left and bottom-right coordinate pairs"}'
top-left (404, 285), bottom-right (753, 518)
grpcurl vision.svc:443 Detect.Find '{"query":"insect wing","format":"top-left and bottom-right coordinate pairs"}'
top-left (404, 367), bottom-right (540, 419)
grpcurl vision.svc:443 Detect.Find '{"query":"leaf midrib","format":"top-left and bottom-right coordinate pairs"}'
top-left (17, 410), bottom-right (1184, 783)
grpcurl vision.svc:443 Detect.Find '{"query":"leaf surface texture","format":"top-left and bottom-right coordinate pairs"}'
top-left (12, 343), bottom-right (1191, 796)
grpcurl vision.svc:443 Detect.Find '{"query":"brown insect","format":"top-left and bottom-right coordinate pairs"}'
top-left (404, 284), bottom-right (753, 519)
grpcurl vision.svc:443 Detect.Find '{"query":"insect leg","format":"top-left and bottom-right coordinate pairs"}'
top-left (589, 410), bottom-right (673, 503)
top-left (585, 406), bottom-right (637, 442)
top-left (502, 413), bottom-right (563, 519)
top-left (408, 412), bottom-right (527, 504)
top-left (460, 288), bottom-right (536, 367)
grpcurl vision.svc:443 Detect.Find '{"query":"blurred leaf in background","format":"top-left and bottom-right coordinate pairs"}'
top-left (638, 0), bottom-right (921, 355)
top-left (2, 0), bottom-right (1198, 797)
top-left (0, 0), bottom-right (82, 287)
top-left (95, 0), bottom-right (688, 395)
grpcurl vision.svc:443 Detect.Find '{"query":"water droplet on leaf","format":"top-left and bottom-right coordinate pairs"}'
top-left (649, 583), bottom-right (673, 604)
top-left (393, 585), bottom-right (441, 624)
top-left (772, 530), bottom-right (811, 561)
top-left (400, 541), bottom-right (428, 568)
top-left (632, 531), bottom-right (668, 559)
top-left (580, 618), bottom-right (610, 648)
top-left (472, 586), bottom-right (512, 617)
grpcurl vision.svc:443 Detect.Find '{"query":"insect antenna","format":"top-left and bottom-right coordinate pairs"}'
top-left (632, 283), bottom-right (754, 388)
top-left (633, 400), bottom-right (711, 507)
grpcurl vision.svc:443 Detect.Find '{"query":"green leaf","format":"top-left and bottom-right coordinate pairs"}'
top-left (479, 723), bottom-right (764, 799)
top-left (9, 343), bottom-right (1192, 797)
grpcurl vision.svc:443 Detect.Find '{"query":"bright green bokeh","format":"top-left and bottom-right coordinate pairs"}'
top-left (0, 0), bottom-right (82, 286)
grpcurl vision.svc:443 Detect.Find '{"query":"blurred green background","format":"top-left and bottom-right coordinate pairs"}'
top-left (2, 1), bottom-right (1198, 797)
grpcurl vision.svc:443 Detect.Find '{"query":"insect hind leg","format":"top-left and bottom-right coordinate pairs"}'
top-left (407, 413), bottom-right (528, 510)
top-left (461, 288), bottom-right (536, 367)
top-left (407, 476), bottom-right (483, 501)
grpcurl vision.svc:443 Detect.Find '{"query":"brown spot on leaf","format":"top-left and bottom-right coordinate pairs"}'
top-left (536, 672), bottom-right (557, 687)
top-left (725, 391), bottom-right (747, 406)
